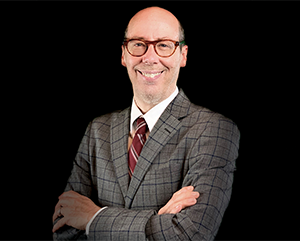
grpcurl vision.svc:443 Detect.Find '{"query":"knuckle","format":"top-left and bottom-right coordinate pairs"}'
top-left (182, 187), bottom-right (188, 192)
top-left (173, 192), bottom-right (179, 198)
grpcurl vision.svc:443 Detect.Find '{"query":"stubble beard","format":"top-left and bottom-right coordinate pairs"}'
top-left (134, 79), bottom-right (177, 109)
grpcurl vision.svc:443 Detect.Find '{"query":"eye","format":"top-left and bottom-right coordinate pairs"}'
top-left (157, 41), bottom-right (174, 49)
top-left (158, 43), bottom-right (170, 48)
top-left (158, 44), bottom-right (168, 48)
top-left (131, 41), bottom-right (146, 48)
top-left (134, 43), bottom-right (144, 47)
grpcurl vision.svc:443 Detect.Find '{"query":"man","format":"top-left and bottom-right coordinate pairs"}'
top-left (53, 6), bottom-right (240, 240)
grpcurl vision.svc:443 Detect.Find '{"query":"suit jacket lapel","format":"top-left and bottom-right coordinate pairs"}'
top-left (110, 107), bottom-right (131, 200)
top-left (125, 89), bottom-right (192, 208)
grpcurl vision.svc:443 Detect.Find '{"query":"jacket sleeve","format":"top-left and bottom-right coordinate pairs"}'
top-left (87, 116), bottom-right (240, 240)
top-left (54, 115), bottom-right (240, 241)
top-left (144, 116), bottom-right (240, 240)
top-left (53, 123), bottom-right (94, 240)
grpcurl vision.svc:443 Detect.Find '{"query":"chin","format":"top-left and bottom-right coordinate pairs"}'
top-left (139, 89), bottom-right (164, 105)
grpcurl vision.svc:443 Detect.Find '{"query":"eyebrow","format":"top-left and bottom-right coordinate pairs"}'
top-left (128, 36), bottom-right (171, 41)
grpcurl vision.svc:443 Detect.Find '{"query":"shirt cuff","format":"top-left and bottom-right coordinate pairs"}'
top-left (86, 206), bottom-right (108, 236)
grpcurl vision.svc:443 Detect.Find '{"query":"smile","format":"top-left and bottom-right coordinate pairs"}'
top-left (137, 70), bottom-right (164, 80)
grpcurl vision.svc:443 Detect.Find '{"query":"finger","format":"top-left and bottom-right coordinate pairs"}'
top-left (185, 186), bottom-right (194, 191)
top-left (179, 186), bottom-right (191, 193)
top-left (53, 209), bottom-right (59, 222)
top-left (53, 206), bottom-right (65, 222)
top-left (175, 186), bottom-right (194, 196)
top-left (52, 217), bottom-right (68, 233)
top-left (53, 202), bottom-right (63, 222)
top-left (192, 191), bottom-right (200, 198)
top-left (168, 189), bottom-right (195, 206)
top-left (170, 193), bottom-right (199, 212)
top-left (158, 187), bottom-right (199, 215)
top-left (181, 186), bottom-right (194, 192)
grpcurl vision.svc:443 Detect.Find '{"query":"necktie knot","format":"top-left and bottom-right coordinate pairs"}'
top-left (135, 117), bottom-right (148, 135)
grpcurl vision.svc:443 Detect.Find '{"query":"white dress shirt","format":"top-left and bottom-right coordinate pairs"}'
top-left (86, 87), bottom-right (179, 236)
top-left (130, 87), bottom-right (179, 134)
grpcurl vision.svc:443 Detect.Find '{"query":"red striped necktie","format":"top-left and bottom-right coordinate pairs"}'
top-left (128, 117), bottom-right (148, 178)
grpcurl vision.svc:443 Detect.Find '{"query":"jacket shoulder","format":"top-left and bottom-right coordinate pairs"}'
top-left (170, 90), bottom-right (237, 128)
top-left (87, 107), bottom-right (130, 136)
top-left (186, 103), bottom-right (240, 143)
top-left (90, 108), bottom-right (129, 126)
top-left (189, 103), bottom-right (237, 126)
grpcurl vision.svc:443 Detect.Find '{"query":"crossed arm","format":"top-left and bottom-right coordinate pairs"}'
top-left (52, 186), bottom-right (200, 233)
top-left (53, 117), bottom-right (239, 240)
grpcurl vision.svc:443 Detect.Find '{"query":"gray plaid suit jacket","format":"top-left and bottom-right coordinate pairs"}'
top-left (53, 89), bottom-right (240, 240)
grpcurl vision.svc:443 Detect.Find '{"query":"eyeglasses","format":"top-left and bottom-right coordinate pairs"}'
top-left (123, 39), bottom-right (185, 58)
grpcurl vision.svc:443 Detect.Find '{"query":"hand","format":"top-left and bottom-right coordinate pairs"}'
top-left (158, 186), bottom-right (200, 215)
top-left (52, 190), bottom-right (101, 233)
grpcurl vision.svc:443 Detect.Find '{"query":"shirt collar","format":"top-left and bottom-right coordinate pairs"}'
top-left (130, 87), bottom-right (179, 133)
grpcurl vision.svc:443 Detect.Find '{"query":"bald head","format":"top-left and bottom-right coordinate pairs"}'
top-left (121, 6), bottom-right (188, 112)
top-left (124, 7), bottom-right (185, 42)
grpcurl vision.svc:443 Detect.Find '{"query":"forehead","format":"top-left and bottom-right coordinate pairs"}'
top-left (127, 8), bottom-right (180, 41)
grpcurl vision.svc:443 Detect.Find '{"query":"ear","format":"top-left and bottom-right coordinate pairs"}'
top-left (180, 45), bottom-right (188, 67)
top-left (121, 45), bottom-right (127, 67)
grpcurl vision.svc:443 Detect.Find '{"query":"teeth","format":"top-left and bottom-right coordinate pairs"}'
top-left (141, 72), bottom-right (162, 78)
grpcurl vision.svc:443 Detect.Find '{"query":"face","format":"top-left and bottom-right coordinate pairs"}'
top-left (121, 7), bottom-right (188, 110)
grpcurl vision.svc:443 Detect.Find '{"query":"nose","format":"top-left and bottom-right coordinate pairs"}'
top-left (142, 44), bottom-right (159, 65)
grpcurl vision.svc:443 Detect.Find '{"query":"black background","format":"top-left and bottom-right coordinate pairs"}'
top-left (2, 2), bottom-right (298, 240)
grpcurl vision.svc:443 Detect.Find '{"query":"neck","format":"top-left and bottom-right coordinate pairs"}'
top-left (134, 86), bottom-right (177, 114)
top-left (133, 98), bottom-right (155, 114)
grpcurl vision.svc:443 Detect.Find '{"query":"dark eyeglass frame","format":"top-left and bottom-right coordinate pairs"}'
top-left (123, 39), bottom-right (186, 58)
